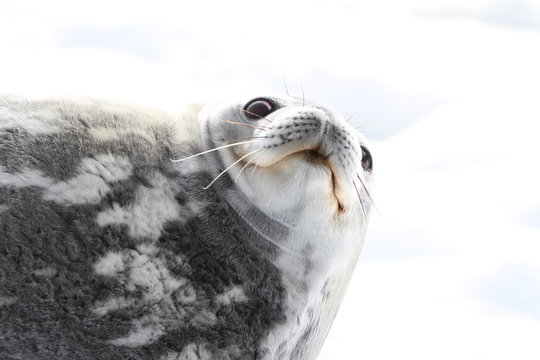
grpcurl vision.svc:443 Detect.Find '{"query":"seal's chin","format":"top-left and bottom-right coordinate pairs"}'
top-left (293, 150), bottom-right (348, 213)
top-left (237, 147), bottom-right (353, 214)
top-left (306, 150), bottom-right (348, 213)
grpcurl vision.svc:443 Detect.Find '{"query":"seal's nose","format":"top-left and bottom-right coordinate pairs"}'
top-left (320, 121), bottom-right (357, 156)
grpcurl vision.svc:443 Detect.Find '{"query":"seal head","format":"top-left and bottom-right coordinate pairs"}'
top-left (198, 94), bottom-right (374, 358)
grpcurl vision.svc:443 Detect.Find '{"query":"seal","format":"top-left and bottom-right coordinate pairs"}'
top-left (0, 93), bottom-right (374, 360)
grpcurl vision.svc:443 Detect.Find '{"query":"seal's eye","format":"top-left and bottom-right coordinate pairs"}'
top-left (360, 145), bottom-right (373, 172)
top-left (243, 98), bottom-right (276, 120)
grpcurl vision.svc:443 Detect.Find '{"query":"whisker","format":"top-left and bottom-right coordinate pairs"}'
top-left (234, 149), bottom-right (263, 182)
top-left (352, 179), bottom-right (367, 221)
top-left (249, 148), bottom-right (272, 177)
top-left (346, 112), bottom-right (359, 123)
top-left (210, 136), bottom-right (266, 144)
top-left (170, 140), bottom-right (259, 163)
top-left (282, 68), bottom-right (290, 96)
top-left (356, 174), bottom-right (375, 206)
top-left (216, 118), bottom-right (271, 130)
top-left (235, 161), bottom-right (253, 183)
top-left (235, 106), bottom-right (273, 124)
top-left (203, 149), bottom-right (261, 190)
top-left (353, 125), bottom-right (369, 132)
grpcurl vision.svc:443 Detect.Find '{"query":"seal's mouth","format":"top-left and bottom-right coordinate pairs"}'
top-left (297, 149), bottom-right (345, 213)
top-left (235, 147), bottom-right (348, 214)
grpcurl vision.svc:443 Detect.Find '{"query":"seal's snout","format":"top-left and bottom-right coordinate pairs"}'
top-left (242, 102), bottom-right (371, 181)
top-left (242, 105), bottom-right (327, 167)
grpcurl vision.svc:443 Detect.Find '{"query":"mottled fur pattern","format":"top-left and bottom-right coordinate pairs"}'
top-left (0, 97), bottom-right (286, 359)
top-left (0, 94), bottom-right (373, 360)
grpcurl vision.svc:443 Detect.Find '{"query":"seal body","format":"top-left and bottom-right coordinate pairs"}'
top-left (0, 94), bottom-right (373, 359)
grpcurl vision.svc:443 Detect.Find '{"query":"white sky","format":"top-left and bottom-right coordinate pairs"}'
top-left (1, 0), bottom-right (540, 358)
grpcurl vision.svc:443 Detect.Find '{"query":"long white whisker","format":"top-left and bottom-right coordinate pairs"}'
top-left (170, 140), bottom-right (259, 163)
top-left (356, 173), bottom-right (375, 207)
top-left (203, 149), bottom-right (261, 190)
top-left (346, 111), bottom-right (359, 123)
top-left (235, 149), bottom-right (262, 183)
top-left (356, 173), bottom-right (381, 217)
top-left (250, 148), bottom-right (272, 176)
top-left (282, 66), bottom-right (290, 96)
top-left (217, 118), bottom-right (271, 129)
top-left (235, 106), bottom-right (272, 124)
top-left (353, 178), bottom-right (367, 221)
top-left (211, 136), bottom-right (266, 144)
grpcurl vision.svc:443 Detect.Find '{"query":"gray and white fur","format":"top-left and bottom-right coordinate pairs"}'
top-left (0, 94), bottom-right (374, 359)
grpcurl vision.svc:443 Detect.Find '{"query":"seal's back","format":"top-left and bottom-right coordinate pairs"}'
top-left (0, 97), bottom-right (287, 359)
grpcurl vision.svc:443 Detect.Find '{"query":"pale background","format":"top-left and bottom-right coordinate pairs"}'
top-left (1, 0), bottom-right (540, 358)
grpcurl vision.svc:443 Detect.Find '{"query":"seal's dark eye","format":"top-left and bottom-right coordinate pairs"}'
top-left (360, 145), bottom-right (373, 172)
top-left (243, 98), bottom-right (275, 120)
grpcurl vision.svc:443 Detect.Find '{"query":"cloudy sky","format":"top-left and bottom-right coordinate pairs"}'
top-left (1, 0), bottom-right (540, 358)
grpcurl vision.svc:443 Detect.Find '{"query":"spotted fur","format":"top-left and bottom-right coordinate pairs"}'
top-left (0, 94), bottom-right (373, 359)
